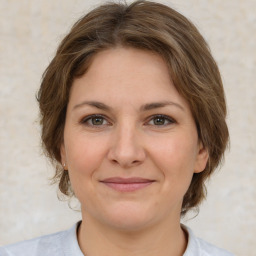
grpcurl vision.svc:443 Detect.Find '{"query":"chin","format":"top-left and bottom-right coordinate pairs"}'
top-left (99, 204), bottom-right (157, 232)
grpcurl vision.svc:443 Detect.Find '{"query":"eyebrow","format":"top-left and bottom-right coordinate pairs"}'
top-left (140, 101), bottom-right (184, 112)
top-left (73, 101), bottom-right (112, 111)
top-left (73, 100), bottom-right (184, 112)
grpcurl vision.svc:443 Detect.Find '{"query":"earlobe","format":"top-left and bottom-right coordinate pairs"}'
top-left (194, 142), bottom-right (209, 173)
top-left (60, 143), bottom-right (67, 170)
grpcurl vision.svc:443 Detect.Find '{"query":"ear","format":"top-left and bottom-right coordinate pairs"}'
top-left (194, 141), bottom-right (209, 173)
top-left (60, 143), bottom-right (68, 170)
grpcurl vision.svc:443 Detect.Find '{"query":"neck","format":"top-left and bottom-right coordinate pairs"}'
top-left (77, 212), bottom-right (187, 256)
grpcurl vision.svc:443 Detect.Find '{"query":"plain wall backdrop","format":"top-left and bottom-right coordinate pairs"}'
top-left (0, 0), bottom-right (255, 255)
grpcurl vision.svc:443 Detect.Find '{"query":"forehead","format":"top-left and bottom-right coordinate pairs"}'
top-left (86, 47), bottom-right (170, 80)
top-left (69, 47), bottom-right (189, 111)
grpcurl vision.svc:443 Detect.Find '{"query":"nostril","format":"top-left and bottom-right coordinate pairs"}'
top-left (107, 137), bottom-right (146, 167)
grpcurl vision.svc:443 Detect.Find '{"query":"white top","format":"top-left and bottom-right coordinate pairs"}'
top-left (0, 222), bottom-right (234, 256)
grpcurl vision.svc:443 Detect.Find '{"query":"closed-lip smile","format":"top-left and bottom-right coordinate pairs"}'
top-left (100, 177), bottom-right (155, 192)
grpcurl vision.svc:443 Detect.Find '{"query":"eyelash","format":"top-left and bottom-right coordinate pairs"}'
top-left (147, 114), bottom-right (176, 126)
top-left (81, 114), bottom-right (110, 127)
top-left (80, 114), bottom-right (176, 128)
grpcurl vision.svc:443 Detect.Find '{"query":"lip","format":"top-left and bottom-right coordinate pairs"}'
top-left (100, 177), bottom-right (155, 192)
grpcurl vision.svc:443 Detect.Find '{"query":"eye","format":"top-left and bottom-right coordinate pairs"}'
top-left (147, 115), bottom-right (175, 126)
top-left (81, 115), bottom-right (110, 127)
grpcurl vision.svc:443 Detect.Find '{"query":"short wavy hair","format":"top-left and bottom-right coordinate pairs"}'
top-left (37, 0), bottom-right (229, 215)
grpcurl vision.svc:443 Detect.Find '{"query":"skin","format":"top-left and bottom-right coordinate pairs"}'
top-left (61, 47), bottom-right (208, 256)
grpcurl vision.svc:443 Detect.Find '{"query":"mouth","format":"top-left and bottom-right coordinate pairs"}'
top-left (100, 177), bottom-right (155, 192)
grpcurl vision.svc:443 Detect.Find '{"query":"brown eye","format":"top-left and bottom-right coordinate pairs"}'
top-left (82, 115), bottom-right (109, 126)
top-left (153, 116), bottom-right (166, 125)
top-left (91, 116), bottom-right (104, 125)
top-left (148, 115), bottom-right (175, 126)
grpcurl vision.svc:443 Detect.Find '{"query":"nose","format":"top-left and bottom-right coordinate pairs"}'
top-left (107, 122), bottom-right (146, 168)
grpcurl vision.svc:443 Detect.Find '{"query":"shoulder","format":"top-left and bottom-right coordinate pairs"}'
top-left (182, 225), bottom-right (235, 256)
top-left (0, 222), bottom-right (83, 256)
top-left (195, 237), bottom-right (234, 256)
top-left (0, 230), bottom-right (65, 256)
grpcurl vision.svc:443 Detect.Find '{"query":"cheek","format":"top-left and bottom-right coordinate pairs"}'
top-left (64, 132), bottom-right (107, 181)
top-left (149, 134), bottom-right (197, 181)
top-left (64, 134), bottom-right (108, 202)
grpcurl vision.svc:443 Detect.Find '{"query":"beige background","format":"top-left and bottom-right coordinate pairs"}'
top-left (0, 0), bottom-right (255, 255)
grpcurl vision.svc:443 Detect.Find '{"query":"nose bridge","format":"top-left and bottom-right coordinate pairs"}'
top-left (108, 118), bottom-right (145, 167)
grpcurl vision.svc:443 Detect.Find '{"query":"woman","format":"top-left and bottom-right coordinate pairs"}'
top-left (0, 1), bottom-right (234, 255)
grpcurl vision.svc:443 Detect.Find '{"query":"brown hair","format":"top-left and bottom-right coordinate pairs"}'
top-left (37, 0), bottom-right (229, 215)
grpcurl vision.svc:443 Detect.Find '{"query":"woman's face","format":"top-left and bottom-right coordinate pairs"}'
top-left (61, 47), bottom-right (208, 231)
